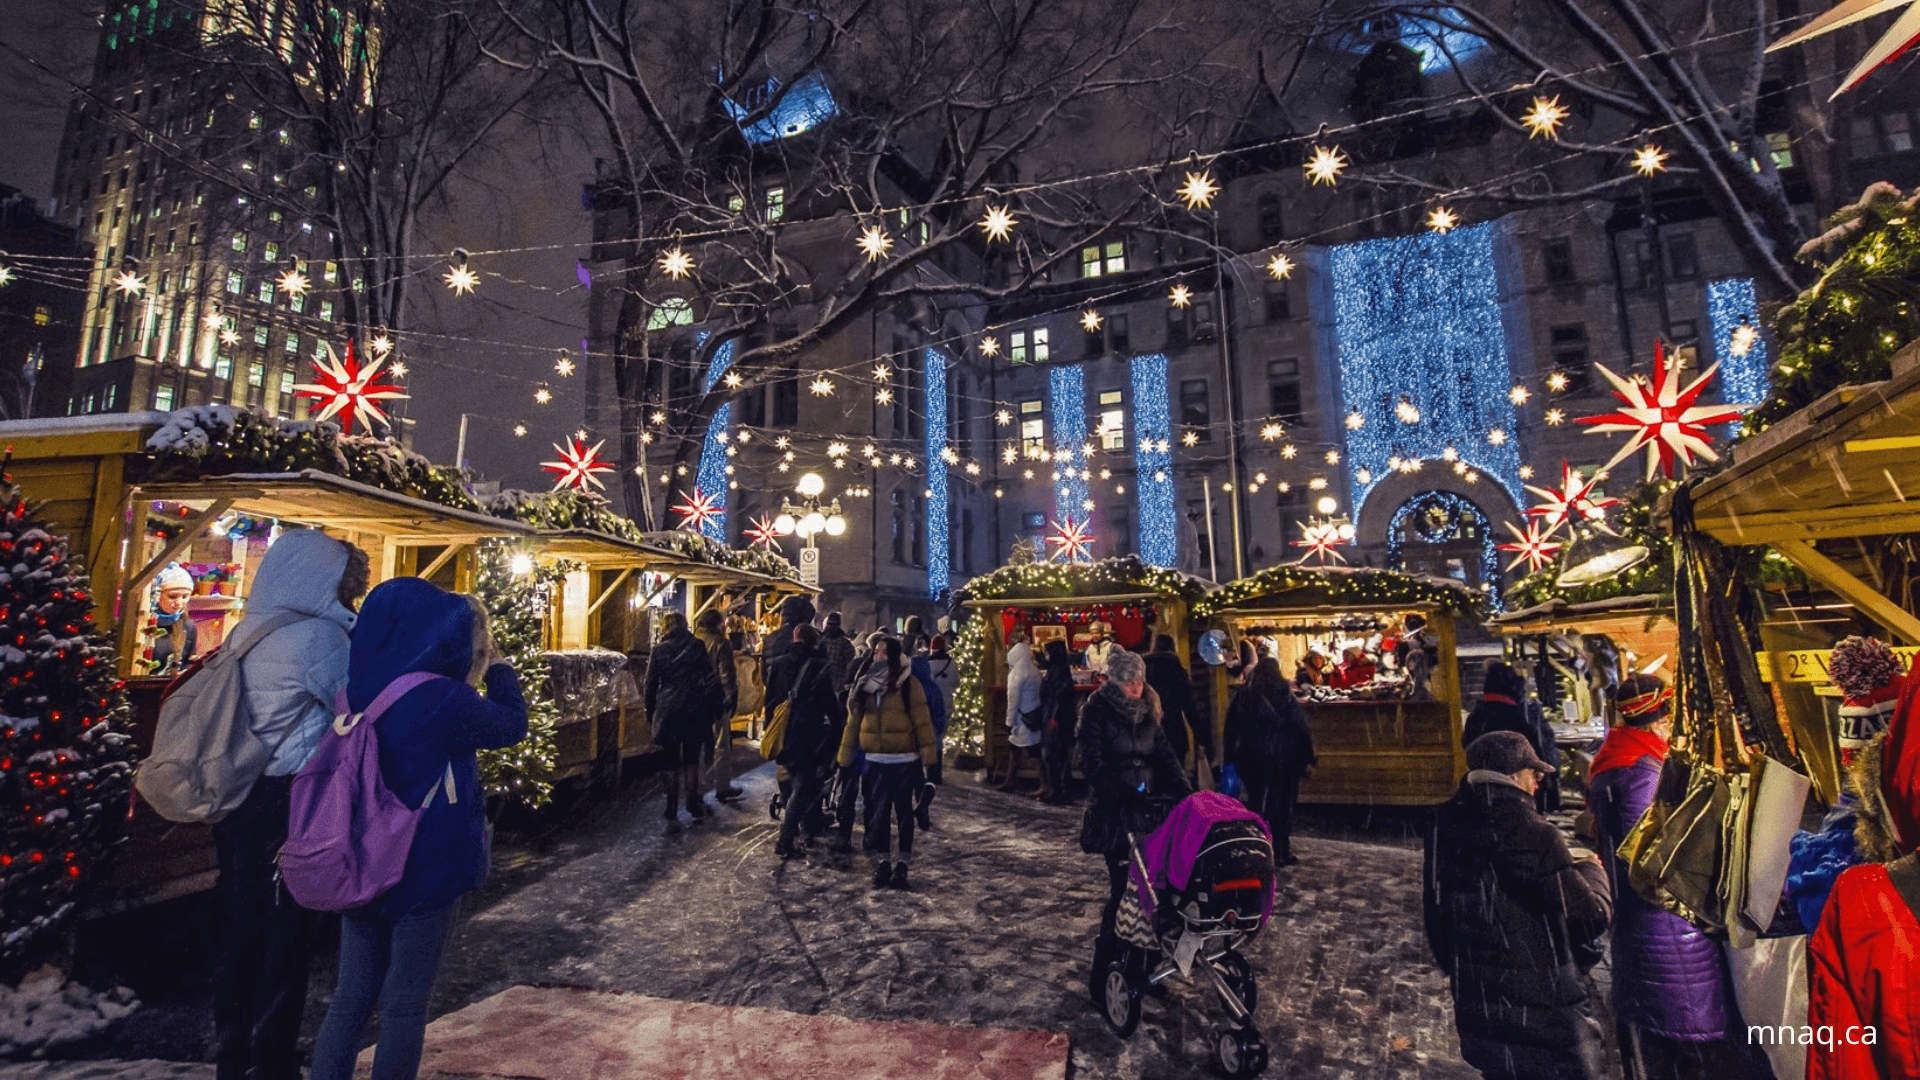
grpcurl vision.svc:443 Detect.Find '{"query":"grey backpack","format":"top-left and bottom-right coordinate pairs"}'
top-left (134, 612), bottom-right (304, 823)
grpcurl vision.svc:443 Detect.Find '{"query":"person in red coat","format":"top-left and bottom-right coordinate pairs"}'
top-left (1808, 654), bottom-right (1920, 1080)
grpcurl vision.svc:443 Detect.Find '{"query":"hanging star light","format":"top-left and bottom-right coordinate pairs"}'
top-left (1178, 170), bottom-right (1219, 209)
top-left (390, 362), bottom-right (409, 378)
top-left (1509, 385), bottom-right (1531, 405)
top-left (1427, 207), bottom-right (1460, 233)
top-left (1046, 517), bottom-right (1096, 563)
top-left (1267, 253), bottom-right (1296, 280)
top-left (1498, 519), bottom-right (1566, 574)
top-left (534, 386), bottom-right (553, 405)
top-left (1325, 449), bottom-right (1341, 464)
top-left (1631, 144), bottom-right (1669, 177)
top-left (1182, 430), bottom-right (1200, 447)
top-left (370, 335), bottom-right (393, 356)
top-left (980, 205), bottom-right (1017, 241)
top-left (1545, 408), bottom-right (1566, 425)
top-left (1518, 464), bottom-right (1535, 480)
top-left (979, 336), bottom-right (1001, 357)
top-left (204, 310), bottom-right (227, 330)
top-left (744, 514), bottom-right (783, 552)
top-left (995, 408), bottom-right (1013, 426)
top-left (113, 269), bottom-right (146, 297)
top-left (1766, 0), bottom-right (1920, 99)
top-left (1526, 461), bottom-right (1619, 531)
top-left (1345, 410), bottom-right (1366, 430)
top-left (1281, 443), bottom-right (1298, 459)
top-left (658, 247), bottom-right (693, 279)
top-left (0, 266), bottom-right (11, 287)
top-left (1547, 370), bottom-right (1569, 392)
top-left (1489, 428), bottom-right (1508, 445)
top-left (1081, 310), bottom-right (1103, 332)
top-left (875, 386), bottom-right (895, 406)
top-left (1261, 422), bottom-right (1284, 441)
top-left (872, 363), bottom-right (893, 382)
top-left (278, 267), bottom-right (309, 296)
top-left (1730, 322), bottom-right (1759, 357)
top-left (555, 355), bottom-right (576, 376)
top-left (1170, 284), bottom-right (1193, 308)
top-left (1522, 95), bottom-right (1570, 138)
top-left (1292, 520), bottom-right (1349, 565)
top-left (444, 263), bottom-right (479, 295)
top-left (1305, 145), bottom-right (1348, 185)
top-left (219, 328), bottom-right (241, 346)
top-left (1577, 340), bottom-right (1747, 479)
top-left (292, 341), bottom-right (408, 433)
top-left (810, 376), bottom-right (836, 396)
top-left (1396, 397), bottom-right (1421, 423)
top-left (722, 371), bottom-right (743, 390)
top-left (512, 423), bottom-right (528, 437)
top-left (857, 224), bottom-right (893, 260)
top-left (671, 487), bottom-right (724, 532)
top-left (541, 437), bottom-right (615, 492)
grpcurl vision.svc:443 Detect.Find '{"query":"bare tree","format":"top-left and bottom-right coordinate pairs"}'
top-left (498, 0), bottom-right (1257, 525)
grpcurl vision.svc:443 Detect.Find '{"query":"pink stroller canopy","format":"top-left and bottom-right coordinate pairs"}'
top-left (1131, 791), bottom-right (1274, 917)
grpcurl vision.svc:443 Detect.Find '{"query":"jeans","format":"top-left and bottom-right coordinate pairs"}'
top-left (309, 905), bottom-right (458, 1080)
top-left (1242, 766), bottom-right (1301, 858)
top-left (863, 761), bottom-right (921, 864)
top-left (211, 775), bottom-right (319, 1080)
top-left (778, 764), bottom-right (832, 851)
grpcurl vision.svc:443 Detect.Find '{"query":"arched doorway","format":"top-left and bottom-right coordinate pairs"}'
top-left (1387, 491), bottom-right (1500, 598)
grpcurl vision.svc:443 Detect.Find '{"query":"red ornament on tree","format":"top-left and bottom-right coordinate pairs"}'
top-left (1577, 340), bottom-right (1745, 480)
top-left (292, 341), bottom-right (408, 434)
top-left (542, 437), bottom-right (614, 492)
top-left (672, 488), bottom-right (724, 532)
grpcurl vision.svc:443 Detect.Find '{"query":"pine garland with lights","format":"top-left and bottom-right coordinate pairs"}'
top-left (1195, 564), bottom-right (1486, 619)
top-left (1748, 182), bottom-right (1920, 435)
top-left (486, 488), bottom-right (645, 542)
top-left (956, 555), bottom-right (1209, 604)
top-left (645, 529), bottom-right (799, 582)
top-left (0, 476), bottom-right (135, 971)
top-left (946, 615), bottom-right (989, 758)
top-left (471, 541), bottom-right (561, 810)
top-left (1504, 479), bottom-right (1676, 610)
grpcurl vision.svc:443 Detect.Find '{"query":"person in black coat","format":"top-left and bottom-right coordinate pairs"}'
top-left (1424, 732), bottom-right (1612, 1080)
top-left (1463, 662), bottom-right (1562, 813)
top-left (772, 625), bottom-right (845, 859)
top-left (646, 612), bottom-right (722, 833)
top-left (1143, 634), bottom-right (1210, 780)
top-left (1078, 650), bottom-right (1192, 951)
top-left (1223, 657), bottom-right (1316, 864)
top-left (1038, 640), bottom-right (1079, 804)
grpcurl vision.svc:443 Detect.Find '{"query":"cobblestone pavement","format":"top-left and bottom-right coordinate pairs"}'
top-left (23, 759), bottom-right (1487, 1079)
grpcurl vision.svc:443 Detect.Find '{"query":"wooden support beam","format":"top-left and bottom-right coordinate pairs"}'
top-left (585, 567), bottom-right (634, 620)
top-left (417, 543), bottom-right (464, 582)
top-left (1774, 538), bottom-right (1920, 645)
top-left (125, 498), bottom-right (233, 600)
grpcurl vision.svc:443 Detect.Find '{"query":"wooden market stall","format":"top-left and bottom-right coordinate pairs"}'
top-left (1489, 594), bottom-right (1678, 741)
top-left (1198, 566), bottom-right (1480, 806)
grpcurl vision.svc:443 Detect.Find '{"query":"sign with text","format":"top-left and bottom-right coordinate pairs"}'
top-left (799, 546), bottom-right (820, 588)
top-left (1758, 647), bottom-right (1920, 684)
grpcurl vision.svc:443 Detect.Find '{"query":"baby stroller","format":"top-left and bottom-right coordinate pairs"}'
top-left (1095, 791), bottom-right (1275, 1077)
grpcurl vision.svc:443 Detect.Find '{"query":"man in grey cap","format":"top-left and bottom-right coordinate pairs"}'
top-left (1424, 732), bottom-right (1612, 1080)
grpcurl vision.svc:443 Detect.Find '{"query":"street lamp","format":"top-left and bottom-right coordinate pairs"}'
top-left (772, 472), bottom-right (846, 550)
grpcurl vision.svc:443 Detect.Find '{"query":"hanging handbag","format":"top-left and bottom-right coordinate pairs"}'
top-left (1624, 763), bottom-right (1732, 933)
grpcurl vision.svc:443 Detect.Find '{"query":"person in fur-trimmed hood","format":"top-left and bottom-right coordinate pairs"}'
top-left (1809, 654), bottom-right (1920, 1080)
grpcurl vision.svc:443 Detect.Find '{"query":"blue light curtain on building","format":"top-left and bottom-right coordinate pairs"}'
top-left (1331, 222), bottom-right (1522, 517)
top-left (925, 347), bottom-right (950, 597)
top-left (693, 336), bottom-right (735, 541)
top-left (1049, 364), bottom-right (1088, 525)
top-left (1130, 353), bottom-right (1178, 566)
top-left (1707, 277), bottom-right (1770, 409)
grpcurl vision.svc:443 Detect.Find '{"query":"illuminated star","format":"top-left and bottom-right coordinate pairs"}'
top-left (1345, 411), bottom-right (1366, 430)
top-left (1281, 444), bottom-right (1298, 459)
top-left (542, 437), bottom-right (614, 492)
top-left (555, 356), bottom-right (576, 376)
top-left (650, 410), bottom-right (667, 425)
top-left (1632, 144), bottom-right (1669, 177)
top-left (875, 387), bottom-right (895, 406)
top-left (1521, 95), bottom-right (1569, 138)
top-left (1396, 397), bottom-right (1421, 424)
top-left (827, 441), bottom-right (849, 458)
top-left (979, 336), bottom-right (1000, 357)
top-left (204, 311), bottom-right (227, 329)
top-left (1177, 170), bottom-right (1219, 209)
top-left (1325, 449), bottom-right (1340, 464)
top-left (1427, 207), bottom-right (1459, 233)
top-left (444, 264), bottom-right (479, 295)
top-left (980, 206), bottom-right (1016, 241)
top-left (370, 335), bottom-right (393, 356)
top-left (1267, 253), bottom-right (1296, 280)
top-left (1730, 323), bottom-right (1759, 357)
top-left (1546, 408), bottom-right (1566, 425)
top-left (744, 515), bottom-right (783, 552)
top-left (810, 376), bottom-right (836, 396)
top-left (658, 247), bottom-right (693, 279)
top-left (390, 362), bottom-right (408, 378)
top-left (1081, 310), bottom-right (1103, 332)
top-left (995, 409), bottom-right (1013, 426)
top-left (1499, 518), bottom-right (1566, 574)
top-left (1526, 461), bottom-right (1619, 532)
top-left (1488, 428), bottom-right (1508, 445)
top-left (1292, 520), bottom-right (1348, 566)
top-left (512, 423), bottom-right (528, 437)
top-left (1182, 430), bottom-right (1199, 447)
top-left (1170, 284), bottom-right (1193, 308)
top-left (1046, 517), bottom-right (1096, 563)
top-left (872, 363), bottom-right (892, 382)
top-left (292, 341), bottom-right (408, 433)
top-left (857, 224), bottom-right (893, 261)
top-left (1547, 371), bottom-right (1569, 392)
top-left (1509, 385), bottom-right (1531, 405)
top-left (534, 386), bottom-right (553, 404)
top-left (1260, 422), bottom-right (1284, 441)
top-left (723, 371), bottom-right (743, 389)
top-left (1003, 446), bottom-right (1018, 464)
top-left (1518, 464), bottom-right (1535, 480)
top-left (0, 266), bottom-right (11, 287)
top-left (278, 268), bottom-right (309, 296)
top-left (775, 435), bottom-right (790, 449)
top-left (1442, 446), bottom-right (1460, 462)
top-left (670, 487), bottom-right (724, 532)
top-left (1304, 145), bottom-right (1348, 186)
top-left (219, 328), bottom-right (241, 346)
top-left (1577, 340), bottom-right (1747, 479)
top-left (114, 269), bottom-right (146, 298)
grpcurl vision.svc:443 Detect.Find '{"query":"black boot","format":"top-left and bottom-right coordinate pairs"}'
top-left (889, 862), bottom-right (910, 890)
top-left (872, 860), bottom-right (892, 890)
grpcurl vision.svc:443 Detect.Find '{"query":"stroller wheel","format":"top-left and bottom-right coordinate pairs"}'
top-left (1098, 959), bottom-right (1142, 1037)
top-left (1217, 952), bottom-right (1258, 1014)
top-left (1213, 1026), bottom-right (1269, 1078)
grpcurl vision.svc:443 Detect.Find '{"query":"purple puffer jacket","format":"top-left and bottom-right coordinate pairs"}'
top-left (1588, 750), bottom-right (1733, 1041)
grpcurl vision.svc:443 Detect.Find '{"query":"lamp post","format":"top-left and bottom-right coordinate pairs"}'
top-left (773, 472), bottom-right (846, 587)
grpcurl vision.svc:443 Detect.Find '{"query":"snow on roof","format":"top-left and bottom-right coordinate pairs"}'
top-left (0, 412), bottom-right (170, 437)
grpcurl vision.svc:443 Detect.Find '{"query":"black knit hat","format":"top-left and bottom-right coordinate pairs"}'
top-left (1466, 731), bottom-right (1551, 775)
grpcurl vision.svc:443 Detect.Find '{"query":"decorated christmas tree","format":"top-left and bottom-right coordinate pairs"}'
top-left (470, 542), bottom-right (560, 810)
top-left (0, 473), bottom-right (135, 970)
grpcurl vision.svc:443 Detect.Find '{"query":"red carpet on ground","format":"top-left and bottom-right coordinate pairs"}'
top-left (382, 984), bottom-right (1071, 1080)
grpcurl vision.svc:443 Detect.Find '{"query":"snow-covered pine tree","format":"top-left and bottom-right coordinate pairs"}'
top-left (0, 472), bottom-right (134, 970)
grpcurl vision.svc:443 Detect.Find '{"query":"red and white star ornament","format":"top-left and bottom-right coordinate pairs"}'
top-left (1497, 519), bottom-right (1567, 574)
top-left (671, 487), bottom-right (724, 532)
top-left (542, 437), bottom-right (615, 492)
top-left (1577, 340), bottom-right (1746, 480)
top-left (292, 340), bottom-right (408, 434)
top-left (1525, 461), bottom-right (1620, 532)
top-left (1046, 517), bottom-right (1096, 563)
top-left (1766, 0), bottom-right (1920, 99)
top-left (743, 514), bottom-right (783, 552)
top-left (1291, 520), bottom-right (1349, 566)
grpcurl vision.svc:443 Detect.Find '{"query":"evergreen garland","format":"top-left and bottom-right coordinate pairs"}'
top-left (957, 555), bottom-right (1208, 604)
top-left (946, 615), bottom-right (988, 758)
top-left (1195, 565), bottom-right (1486, 619)
top-left (0, 476), bottom-right (135, 970)
top-left (471, 541), bottom-right (562, 810)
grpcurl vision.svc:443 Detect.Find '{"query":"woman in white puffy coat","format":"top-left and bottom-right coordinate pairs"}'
top-left (996, 630), bottom-right (1044, 787)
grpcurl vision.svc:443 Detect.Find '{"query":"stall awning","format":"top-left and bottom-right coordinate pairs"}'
top-left (537, 529), bottom-right (811, 592)
top-left (1489, 594), bottom-right (1667, 633)
top-left (133, 470), bottom-right (535, 543)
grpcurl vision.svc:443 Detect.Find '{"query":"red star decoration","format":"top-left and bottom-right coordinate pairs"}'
top-left (1525, 461), bottom-right (1620, 533)
top-left (1577, 340), bottom-right (1746, 480)
top-left (743, 514), bottom-right (783, 552)
top-left (292, 341), bottom-right (408, 433)
top-left (1497, 519), bottom-right (1566, 574)
top-left (1767, 0), bottom-right (1920, 99)
top-left (1291, 520), bottom-right (1349, 566)
top-left (672, 487), bottom-right (724, 532)
top-left (542, 437), bottom-right (614, 492)
top-left (1046, 517), bottom-right (1096, 563)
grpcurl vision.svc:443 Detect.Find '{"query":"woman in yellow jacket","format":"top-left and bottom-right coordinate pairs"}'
top-left (838, 637), bottom-right (940, 891)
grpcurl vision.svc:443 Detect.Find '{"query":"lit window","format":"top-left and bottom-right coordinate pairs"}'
top-left (226, 272), bottom-right (244, 295)
top-left (319, 300), bottom-right (334, 322)
top-left (254, 325), bottom-right (270, 346)
top-left (323, 261), bottom-right (338, 282)
top-left (1885, 113), bottom-right (1914, 154)
top-left (279, 370), bottom-right (295, 396)
top-left (1080, 241), bottom-right (1125, 278)
top-left (258, 281), bottom-right (275, 304)
top-left (33, 305), bottom-right (49, 326)
top-left (153, 384), bottom-right (175, 411)
top-left (727, 193), bottom-right (745, 213)
top-left (765, 186), bottom-right (785, 221)
top-left (248, 362), bottom-right (266, 387)
top-left (214, 355), bottom-right (232, 380)
top-left (1009, 327), bottom-right (1049, 364)
top-left (288, 293), bottom-right (304, 313)
top-left (646, 297), bottom-right (693, 330)
top-left (231, 232), bottom-right (247, 251)
top-left (1098, 405), bottom-right (1126, 451)
top-left (1021, 417), bottom-right (1046, 455)
top-left (263, 241), bottom-right (278, 262)
top-left (285, 333), bottom-right (300, 354)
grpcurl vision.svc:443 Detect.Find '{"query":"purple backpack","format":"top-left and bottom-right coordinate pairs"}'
top-left (280, 672), bottom-right (452, 912)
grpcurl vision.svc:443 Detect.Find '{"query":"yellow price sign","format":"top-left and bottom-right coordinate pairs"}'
top-left (1758, 647), bottom-right (1920, 684)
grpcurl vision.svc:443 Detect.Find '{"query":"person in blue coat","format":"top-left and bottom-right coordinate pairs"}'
top-left (309, 579), bottom-right (528, 1080)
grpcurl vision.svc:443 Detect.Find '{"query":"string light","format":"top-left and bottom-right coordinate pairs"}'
top-left (658, 247), bottom-right (694, 279)
top-left (1267, 253), bottom-right (1296, 279)
top-left (1050, 364), bottom-right (1088, 521)
top-left (1081, 310), bottom-right (1103, 332)
top-left (1547, 371), bottom-right (1569, 392)
top-left (810, 376), bottom-right (836, 396)
top-left (113, 270), bottom-right (145, 297)
top-left (980, 206), bottom-right (1017, 241)
top-left (1305, 145), bottom-right (1348, 185)
top-left (858, 224), bottom-right (893, 260)
top-left (1509, 385), bottom-right (1531, 405)
top-left (693, 337), bottom-right (736, 539)
top-left (1707, 278), bottom-right (1771, 409)
top-left (278, 267), bottom-right (309, 296)
top-left (1521, 95), bottom-right (1569, 138)
top-left (443, 263), bottom-right (478, 295)
top-left (926, 347), bottom-right (951, 597)
top-left (980, 336), bottom-right (1000, 357)
top-left (1178, 170), bottom-right (1219, 209)
top-left (1632, 144), bottom-right (1669, 176)
top-left (1427, 207), bottom-right (1459, 233)
top-left (1170, 284), bottom-right (1193, 307)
